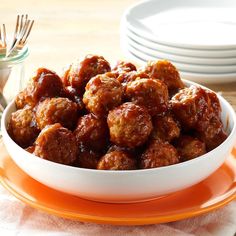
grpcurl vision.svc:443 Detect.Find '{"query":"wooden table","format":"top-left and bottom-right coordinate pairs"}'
top-left (1, 0), bottom-right (236, 110)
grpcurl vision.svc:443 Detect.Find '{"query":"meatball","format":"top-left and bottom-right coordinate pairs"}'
top-left (34, 123), bottom-right (77, 165)
top-left (112, 61), bottom-right (137, 75)
top-left (197, 117), bottom-right (227, 151)
top-left (175, 136), bottom-right (206, 161)
top-left (64, 55), bottom-right (111, 94)
top-left (73, 144), bottom-right (100, 169)
top-left (83, 74), bottom-right (123, 116)
top-left (74, 113), bottom-right (109, 151)
top-left (151, 115), bottom-right (180, 142)
top-left (8, 107), bottom-right (39, 148)
top-left (143, 60), bottom-right (184, 92)
top-left (35, 97), bottom-right (78, 130)
top-left (125, 78), bottom-right (169, 116)
top-left (170, 85), bottom-right (215, 130)
top-left (97, 150), bottom-right (137, 170)
top-left (15, 68), bottom-right (64, 109)
top-left (107, 102), bottom-right (153, 148)
top-left (140, 140), bottom-right (179, 169)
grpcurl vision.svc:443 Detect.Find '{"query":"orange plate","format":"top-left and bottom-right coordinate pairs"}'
top-left (0, 142), bottom-right (236, 226)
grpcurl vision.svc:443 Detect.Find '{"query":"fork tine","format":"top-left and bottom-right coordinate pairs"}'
top-left (21, 20), bottom-right (34, 44)
top-left (19, 14), bottom-right (24, 31)
top-left (14, 15), bottom-right (20, 39)
top-left (19, 19), bottom-right (30, 44)
top-left (2, 24), bottom-right (6, 47)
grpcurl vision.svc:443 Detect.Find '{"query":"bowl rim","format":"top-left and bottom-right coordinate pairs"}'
top-left (1, 79), bottom-right (236, 174)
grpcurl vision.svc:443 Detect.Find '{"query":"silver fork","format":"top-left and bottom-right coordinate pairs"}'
top-left (6, 14), bottom-right (34, 57)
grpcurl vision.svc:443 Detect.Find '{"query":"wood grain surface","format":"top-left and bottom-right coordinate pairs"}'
top-left (1, 0), bottom-right (236, 110)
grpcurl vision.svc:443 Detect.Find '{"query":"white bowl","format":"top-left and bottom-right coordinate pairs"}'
top-left (1, 80), bottom-right (236, 203)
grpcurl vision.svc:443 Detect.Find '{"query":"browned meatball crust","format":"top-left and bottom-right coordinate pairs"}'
top-left (34, 123), bottom-right (78, 165)
top-left (83, 74), bottom-right (123, 116)
top-left (8, 107), bottom-right (39, 148)
top-left (36, 97), bottom-right (78, 130)
top-left (196, 117), bottom-right (227, 151)
top-left (107, 102), bottom-right (153, 148)
top-left (125, 78), bottom-right (169, 116)
top-left (170, 86), bottom-right (218, 131)
top-left (140, 140), bottom-right (179, 169)
top-left (175, 136), bottom-right (206, 161)
top-left (64, 55), bottom-right (111, 94)
top-left (143, 60), bottom-right (184, 92)
top-left (15, 68), bottom-right (64, 109)
top-left (73, 144), bottom-right (100, 169)
top-left (74, 113), bottom-right (109, 151)
top-left (97, 150), bottom-right (137, 170)
top-left (151, 115), bottom-right (180, 142)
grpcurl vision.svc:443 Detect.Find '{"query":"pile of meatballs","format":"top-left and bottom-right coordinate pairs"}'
top-left (8, 55), bottom-right (228, 170)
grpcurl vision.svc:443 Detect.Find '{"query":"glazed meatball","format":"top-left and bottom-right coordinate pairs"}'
top-left (74, 113), bottom-right (109, 151)
top-left (125, 78), bottom-right (169, 116)
top-left (64, 55), bottom-right (111, 94)
top-left (97, 150), bottom-right (137, 170)
top-left (143, 60), bottom-right (184, 92)
top-left (73, 144), bottom-right (100, 169)
top-left (34, 123), bottom-right (77, 165)
top-left (197, 117), bottom-right (227, 151)
top-left (36, 97), bottom-right (78, 130)
top-left (15, 68), bottom-right (64, 109)
top-left (8, 107), bottom-right (39, 148)
top-left (151, 115), bottom-right (180, 142)
top-left (83, 74), bottom-right (123, 116)
top-left (175, 136), bottom-right (206, 161)
top-left (140, 140), bottom-right (179, 169)
top-left (170, 86), bottom-right (215, 130)
top-left (107, 102), bottom-right (153, 148)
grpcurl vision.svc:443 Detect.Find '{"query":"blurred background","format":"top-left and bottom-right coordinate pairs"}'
top-left (1, 0), bottom-right (136, 76)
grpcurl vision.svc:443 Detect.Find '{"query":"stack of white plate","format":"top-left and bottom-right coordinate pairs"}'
top-left (121, 0), bottom-right (236, 83)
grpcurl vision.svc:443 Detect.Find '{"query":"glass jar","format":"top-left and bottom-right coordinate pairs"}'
top-left (0, 47), bottom-right (29, 106)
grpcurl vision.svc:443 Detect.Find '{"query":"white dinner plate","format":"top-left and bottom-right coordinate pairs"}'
top-left (124, 0), bottom-right (236, 49)
top-left (120, 39), bottom-right (236, 84)
top-left (125, 35), bottom-right (236, 66)
top-left (122, 25), bottom-right (236, 58)
top-left (125, 43), bottom-right (236, 74)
